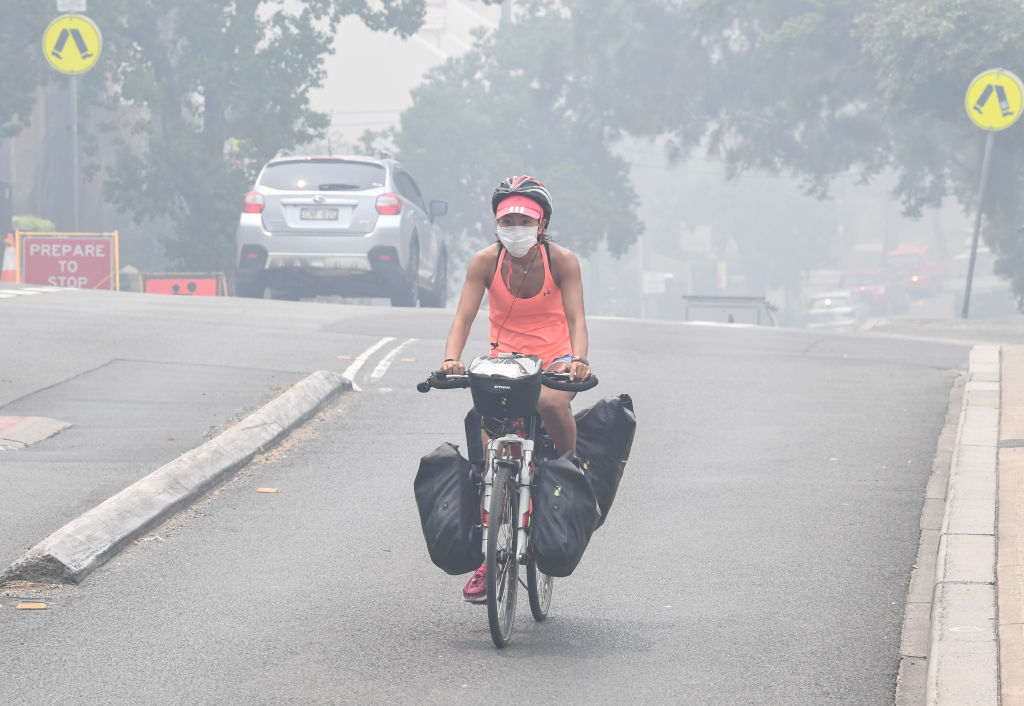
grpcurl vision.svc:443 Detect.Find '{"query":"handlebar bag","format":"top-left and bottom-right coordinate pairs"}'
top-left (574, 394), bottom-right (636, 529)
top-left (468, 354), bottom-right (542, 420)
top-left (414, 443), bottom-right (483, 575)
top-left (530, 456), bottom-right (601, 577)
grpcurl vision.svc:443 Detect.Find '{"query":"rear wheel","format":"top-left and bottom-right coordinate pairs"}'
top-left (390, 239), bottom-right (419, 307)
top-left (527, 554), bottom-right (553, 621)
top-left (486, 462), bottom-right (519, 648)
top-left (419, 249), bottom-right (447, 308)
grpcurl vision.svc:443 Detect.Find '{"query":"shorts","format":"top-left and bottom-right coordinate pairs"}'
top-left (546, 354), bottom-right (572, 369)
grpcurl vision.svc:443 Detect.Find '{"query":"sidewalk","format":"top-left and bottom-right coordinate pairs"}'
top-left (903, 343), bottom-right (1024, 704)
top-left (999, 346), bottom-right (1024, 704)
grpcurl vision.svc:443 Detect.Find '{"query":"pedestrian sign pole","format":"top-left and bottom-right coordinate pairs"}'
top-left (961, 68), bottom-right (1023, 319)
top-left (41, 3), bottom-right (101, 232)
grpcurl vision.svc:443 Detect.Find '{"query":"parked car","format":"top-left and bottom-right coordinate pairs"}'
top-left (804, 290), bottom-right (869, 332)
top-left (839, 268), bottom-right (910, 315)
top-left (234, 154), bottom-right (448, 306)
top-left (883, 245), bottom-right (946, 297)
top-left (947, 246), bottom-right (1020, 318)
top-left (679, 295), bottom-right (777, 326)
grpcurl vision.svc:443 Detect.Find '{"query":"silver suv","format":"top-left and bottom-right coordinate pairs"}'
top-left (234, 155), bottom-right (448, 306)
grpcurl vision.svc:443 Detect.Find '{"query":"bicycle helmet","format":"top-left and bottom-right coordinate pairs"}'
top-left (491, 175), bottom-right (553, 223)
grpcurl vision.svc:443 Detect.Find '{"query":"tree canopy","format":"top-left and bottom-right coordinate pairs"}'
top-left (392, 0), bottom-right (1024, 306)
top-left (0, 3), bottom-right (53, 138)
top-left (387, 5), bottom-right (641, 264)
top-left (75, 0), bottom-right (427, 269)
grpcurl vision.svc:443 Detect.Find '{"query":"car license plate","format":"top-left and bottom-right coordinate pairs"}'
top-left (300, 207), bottom-right (338, 220)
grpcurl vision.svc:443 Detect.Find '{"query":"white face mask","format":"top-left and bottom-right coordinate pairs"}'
top-left (496, 225), bottom-right (539, 257)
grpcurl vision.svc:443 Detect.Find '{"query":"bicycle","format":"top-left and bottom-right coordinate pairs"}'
top-left (418, 353), bottom-right (598, 647)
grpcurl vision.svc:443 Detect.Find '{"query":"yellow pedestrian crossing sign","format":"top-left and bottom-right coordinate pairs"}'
top-left (42, 14), bottom-right (102, 75)
top-left (965, 68), bottom-right (1024, 131)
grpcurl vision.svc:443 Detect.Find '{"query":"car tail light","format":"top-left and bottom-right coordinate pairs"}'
top-left (243, 191), bottom-right (264, 214)
top-left (375, 193), bottom-right (402, 215)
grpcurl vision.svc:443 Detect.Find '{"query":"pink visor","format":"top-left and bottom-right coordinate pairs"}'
top-left (495, 195), bottom-right (542, 220)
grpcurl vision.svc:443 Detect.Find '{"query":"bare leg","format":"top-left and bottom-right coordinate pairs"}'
top-left (536, 386), bottom-right (576, 456)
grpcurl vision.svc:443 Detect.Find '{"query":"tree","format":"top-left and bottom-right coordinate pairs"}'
top-left (385, 3), bottom-right (642, 269)
top-left (857, 0), bottom-right (1024, 302)
top-left (81, 0), bottom-right (426, 270)
top-left (572, 0), bottom-right (1024, 305)
top-left (0, 2), bottom-right (53, 137)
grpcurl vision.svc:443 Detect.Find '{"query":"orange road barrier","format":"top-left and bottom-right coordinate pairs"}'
top-left (140, 272), bottom-right (228, 296)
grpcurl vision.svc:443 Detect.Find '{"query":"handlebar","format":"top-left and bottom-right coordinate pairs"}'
top-left (416, 370), bottom-right (598, 393)
top-left (417, 371), bottom-right (470, 392)
top-left (539, 371), bottom-right (599, 392)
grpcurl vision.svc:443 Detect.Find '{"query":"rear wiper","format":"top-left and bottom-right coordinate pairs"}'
top-left (318, 183), bottom-right (360, 191)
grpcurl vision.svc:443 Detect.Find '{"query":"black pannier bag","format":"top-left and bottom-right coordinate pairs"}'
top-left (530, 456), bottom-right (602, 577)
top-left (414, 443), bottom-right (483, 575)
top-left (574, 394), bottom-right (636, 529)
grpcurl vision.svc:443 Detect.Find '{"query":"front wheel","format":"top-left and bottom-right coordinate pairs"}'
top-left (486, 462), bottom-right (519, 648)
top-left (527, 554), bottom-right (553, 621)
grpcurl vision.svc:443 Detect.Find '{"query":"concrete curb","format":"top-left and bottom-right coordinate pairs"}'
top-left (925, 345), bottom-right (1000, 704)
top-left (0, 370), bottom-right (351, 586)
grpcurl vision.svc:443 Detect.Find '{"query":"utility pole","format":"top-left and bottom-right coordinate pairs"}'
top-left (960, 68), bottom-right (1023, 318)
top-left (46, 1), bottom-right (100, 232)
top-left (501, 0), bottom-right (513, 25)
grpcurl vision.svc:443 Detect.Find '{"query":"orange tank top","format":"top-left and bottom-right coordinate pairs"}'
top-left (487, 244), bottom-right (572, 367)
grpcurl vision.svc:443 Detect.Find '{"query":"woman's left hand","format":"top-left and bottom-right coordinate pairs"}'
top-left (569, 357), bottom-right (591, 381)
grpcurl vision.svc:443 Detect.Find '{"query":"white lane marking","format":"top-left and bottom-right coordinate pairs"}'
top-left (0, 289), bottom-right (41, 296)
top-left (0, 293), bottom-right (17, 299)
top-left (341, 337), bottom-right (396, 392)
top-left (370, 338), bottom-right (417, 382)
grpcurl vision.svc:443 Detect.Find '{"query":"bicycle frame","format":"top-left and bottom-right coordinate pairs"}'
top-left (481, 426), bottom-right (537, 563)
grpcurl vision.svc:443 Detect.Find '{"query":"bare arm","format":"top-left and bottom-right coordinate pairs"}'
top-left (441, 247), bottom-right (495, 374)
top-left (552, 245), bottom-right (591, 380)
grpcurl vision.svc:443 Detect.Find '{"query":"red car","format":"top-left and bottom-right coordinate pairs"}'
top-left (883, 246), bottom-right (947, 297)
top-left (839, 269), bottom-right (910, 315)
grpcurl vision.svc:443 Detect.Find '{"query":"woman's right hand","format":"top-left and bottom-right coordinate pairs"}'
top-left (441, 359), bottom-right (465, 375)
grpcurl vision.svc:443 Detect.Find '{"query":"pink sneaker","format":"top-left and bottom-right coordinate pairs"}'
top-left (462, 563), bottom-right (487, 603)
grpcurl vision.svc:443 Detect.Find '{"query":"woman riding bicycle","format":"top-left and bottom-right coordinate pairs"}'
top-left (440, 175), bottom-right (592, 602)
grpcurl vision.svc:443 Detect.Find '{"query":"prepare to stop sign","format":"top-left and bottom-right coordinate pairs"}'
top-left (28, 240), bottom-right (107, 258)
top-left (22, 235), bottom-right (115, 288)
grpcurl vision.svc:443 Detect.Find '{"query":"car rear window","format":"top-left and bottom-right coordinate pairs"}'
top-left (259, 161), bottom-right (386, 191)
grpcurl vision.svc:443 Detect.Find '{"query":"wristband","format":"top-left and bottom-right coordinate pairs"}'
top-left (571, 356), bottom-right (589, 365)
top-left (443, 358), bottom-right (458, 363)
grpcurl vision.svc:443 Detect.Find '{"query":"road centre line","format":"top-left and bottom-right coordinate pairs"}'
top-left (342, 337), bottom-right (396, 391)
top-left (370, 338), bottom-right (417, 381)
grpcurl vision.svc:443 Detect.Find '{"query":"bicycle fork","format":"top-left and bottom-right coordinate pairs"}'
top-left (482, 435), bottom-right (535, 562)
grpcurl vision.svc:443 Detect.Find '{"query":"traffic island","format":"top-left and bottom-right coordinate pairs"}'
top-left (0, 370), bottom-right (351, 586)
